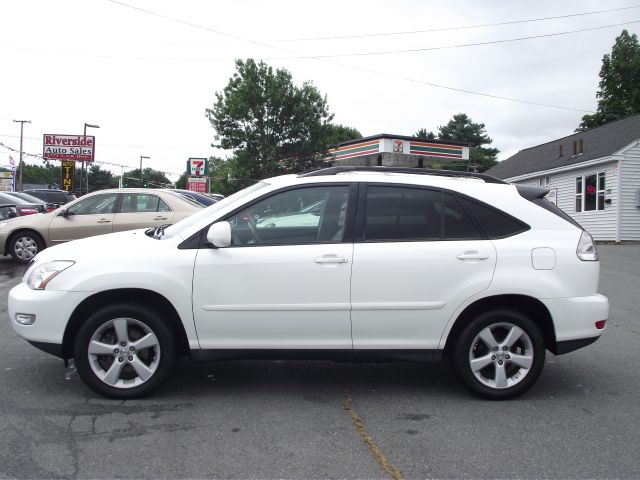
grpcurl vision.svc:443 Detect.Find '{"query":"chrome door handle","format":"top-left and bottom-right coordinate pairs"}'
top-left (97, 219), bottom-right (112, 224)
top-left (457, 252), bottom-right (489, 260)
top-left (154, 216), bottom-right (168, 221)
top-left (314, 256), bottom-right (349, 264)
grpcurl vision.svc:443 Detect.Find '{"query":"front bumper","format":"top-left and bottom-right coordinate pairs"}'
top-left (9, 282), bottom-right (90, 348)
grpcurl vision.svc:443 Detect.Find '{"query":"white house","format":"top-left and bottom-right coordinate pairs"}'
top-left (486, 114), bottom-right (640, 242)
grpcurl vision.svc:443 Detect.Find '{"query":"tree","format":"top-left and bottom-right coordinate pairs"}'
top-left (436, 113), bottom-right (499, 172)
top-left (324, 124), bottom-right (362, 147)
top-left (206, 59), bottom-right (341, 181)
top-left (577, 30), bottom-right (640, 131)
top-left (87, 164), bottom-right (118, 191)
top-left (22, 163), bottom-right (60, 186)
top-left (414, 128), bottom-right (436, 140)
top-left (123, 168), bottom-right (171, 188)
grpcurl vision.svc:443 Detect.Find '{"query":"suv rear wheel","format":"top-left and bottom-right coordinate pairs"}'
top-left (453, 308), bottom-right (545, 399)
top-left (73, 304), bottom-right (175, 399)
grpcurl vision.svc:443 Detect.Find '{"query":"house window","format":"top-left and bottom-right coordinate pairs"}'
top-left (573, 139), bottom-right (583, 156)
top-left (576, 172), bottom-right (605, 212)
top-left (538, 176), bottom-right (550, 187)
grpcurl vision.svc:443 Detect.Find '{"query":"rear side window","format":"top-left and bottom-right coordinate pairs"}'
top-left (443, 193), bottom-right (484, 240)
top-left (460, 197), bottom-right (529, 238)
top-left (365, 186), bottom-right (442, 240)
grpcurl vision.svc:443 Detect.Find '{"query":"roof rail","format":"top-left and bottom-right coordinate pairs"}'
top-left (298, 166), bottom-right (507, 184)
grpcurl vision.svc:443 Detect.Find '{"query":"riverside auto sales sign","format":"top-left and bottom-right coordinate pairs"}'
top-left (43, 134), bottom-right (95, 162)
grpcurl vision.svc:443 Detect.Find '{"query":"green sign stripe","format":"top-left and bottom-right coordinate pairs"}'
top-left (410, 146), bottom-right (462, 155)
top-left (332, 144), bottom-right (379, 156)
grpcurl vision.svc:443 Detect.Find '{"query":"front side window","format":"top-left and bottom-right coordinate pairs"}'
top-left (576, 172), bottom-right (605, 212)
top-left (227, 186), bottom-right (350, 246)
top-left (121, 193), bottom-right (170, 213)
top-left (66, 193), bottom-right (118, 215)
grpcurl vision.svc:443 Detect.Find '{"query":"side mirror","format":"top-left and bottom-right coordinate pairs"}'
top-left (60, 209), bottom-right (70, 217)
top-left (206, 221), bottom-right (231, 248)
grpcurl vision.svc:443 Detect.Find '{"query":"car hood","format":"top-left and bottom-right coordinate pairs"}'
top-left (33, 228), bottom-right (178, 264)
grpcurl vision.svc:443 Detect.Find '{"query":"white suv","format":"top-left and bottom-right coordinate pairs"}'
top-left (8, 167), bottom-right (609, 399)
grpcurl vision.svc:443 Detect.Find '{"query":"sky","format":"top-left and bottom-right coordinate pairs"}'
top-left (1, 0), bottom-right (639, 183)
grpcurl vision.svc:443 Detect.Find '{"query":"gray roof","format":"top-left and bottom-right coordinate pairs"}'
top-left (486, 114), bottom-right (640, 180)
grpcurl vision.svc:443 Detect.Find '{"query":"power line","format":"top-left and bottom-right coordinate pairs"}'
top-left (267, 20), bottom-right (640, 59)
top-left (281, 5), bottom-right (640, 41)
top-left (102, 0), bottom-right (599, 113)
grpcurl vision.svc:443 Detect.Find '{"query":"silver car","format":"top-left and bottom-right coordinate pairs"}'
top-left (0, 188), bottom-right (203, 263)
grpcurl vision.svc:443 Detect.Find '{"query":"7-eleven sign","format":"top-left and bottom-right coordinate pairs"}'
top-left (188, 158), bottom-right (207, 176)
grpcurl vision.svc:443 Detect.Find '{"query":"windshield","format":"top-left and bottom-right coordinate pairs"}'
top-left (162, 181), bottom-right (270, 239)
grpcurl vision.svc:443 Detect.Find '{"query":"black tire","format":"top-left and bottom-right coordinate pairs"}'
top-left (9, 230), bottom-right (45, 263)
top-left (73, 303), bottom-right (176, 399)
top-left (452, 308), bottom-right (545, 400)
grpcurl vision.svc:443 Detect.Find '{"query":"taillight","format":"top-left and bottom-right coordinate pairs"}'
top-left (19, 208), bottom-right (39, 216)
top-left (595, 320), bottom-right (607, 329)
top-left (577, 230), bottom-right (598, 261)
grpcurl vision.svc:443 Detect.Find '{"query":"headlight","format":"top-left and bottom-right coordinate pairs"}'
top-left (26, 261), bottom-right (75, 290)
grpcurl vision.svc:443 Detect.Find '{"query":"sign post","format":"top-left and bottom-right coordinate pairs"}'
top-left (186, 158), bottom-right (208, 193)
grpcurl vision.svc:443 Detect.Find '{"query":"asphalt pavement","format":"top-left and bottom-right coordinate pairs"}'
top-left (0, 244), bottom-right (638, 479)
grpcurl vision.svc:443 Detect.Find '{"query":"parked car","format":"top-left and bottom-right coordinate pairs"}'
top-left (164, 189), bottom-right (220, 207)
top-left (6, 191), bottom-right (58, 213)
top-left (0, 188), bottom-right (203, 263)
top-left (8, 166), bottom-right (609, 400)
top-left (22, 189), bottom-right (76, 205)
top-left (0, 204), bottom-right (18, 221)
top-left (0, 191), bottom-right (46, 216)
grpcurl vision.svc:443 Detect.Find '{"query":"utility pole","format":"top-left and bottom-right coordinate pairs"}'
top-left (140, 156), bottom-right (150, 185)
top-left (12, 119), bottom-right (31, 191)
top-left (82, 123), bottom-right (100, 195)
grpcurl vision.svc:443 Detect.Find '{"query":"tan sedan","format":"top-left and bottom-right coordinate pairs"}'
top-left (0, 188), bottom-right (203, 263)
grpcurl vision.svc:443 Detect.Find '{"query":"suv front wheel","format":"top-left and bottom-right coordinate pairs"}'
top-left (73, 304), bottom-right (176, 399)
top-left (453, 308), bottom-right (545, 399)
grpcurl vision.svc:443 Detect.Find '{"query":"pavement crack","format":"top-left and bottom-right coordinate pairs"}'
top-left (66, 415), bottom-right (80, 480)
top-left (342, 386), bottom-right (403, 480)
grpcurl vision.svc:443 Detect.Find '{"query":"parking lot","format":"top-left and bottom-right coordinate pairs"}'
top-left (1, 244), bottom-right (639, 479)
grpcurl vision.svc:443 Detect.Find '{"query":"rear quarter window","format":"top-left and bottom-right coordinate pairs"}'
top-left (460, 197), bottom-right (530, 239)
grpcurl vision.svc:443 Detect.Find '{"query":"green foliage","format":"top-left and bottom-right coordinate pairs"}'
top-left (87, 164), bottom-right (118, 191)
top-left (124, 168), bottom-right (171, 188)
top-left (414, 128), bottom-right (436, 140)
top-left (578, 30), bottom-right (640, 131)
top-left (175, 173), bottom-right (187, 189)
top-left (22, 163), bottom-right (60, 186)
top-left (208, 153), bottom-right (252, 196)
top-left (436, 113), bottom-right (498, 172)
top-left (206, 59), bottom-right (360, 184)
top-left (324, 124), bottom-right (362, 146)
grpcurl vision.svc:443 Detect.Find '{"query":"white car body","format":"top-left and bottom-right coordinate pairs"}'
top-left (8, 168), bottom-right (609, 399)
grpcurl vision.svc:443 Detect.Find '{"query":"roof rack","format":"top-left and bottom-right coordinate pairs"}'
top-left (298, 166), bottom-right (507, 184)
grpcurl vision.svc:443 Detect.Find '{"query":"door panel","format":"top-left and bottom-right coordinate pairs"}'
top-left (192, 244), bottom-right (353, 349)
top-left (351, 240), bottom-right (496, 349)
top-left (48, 192), bottom-right (118, 244)
top-left (192, 184), bottom-right (353, 349)
top-left (48, 213), bottom-right (115, 243)
top-left (112, 193), bottom-right (175, 232)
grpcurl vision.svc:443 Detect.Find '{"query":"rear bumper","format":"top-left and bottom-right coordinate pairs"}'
top-left (541, 294), bottom-right (609, 350)
top-left (554, 336), bottom-right (600, 355)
